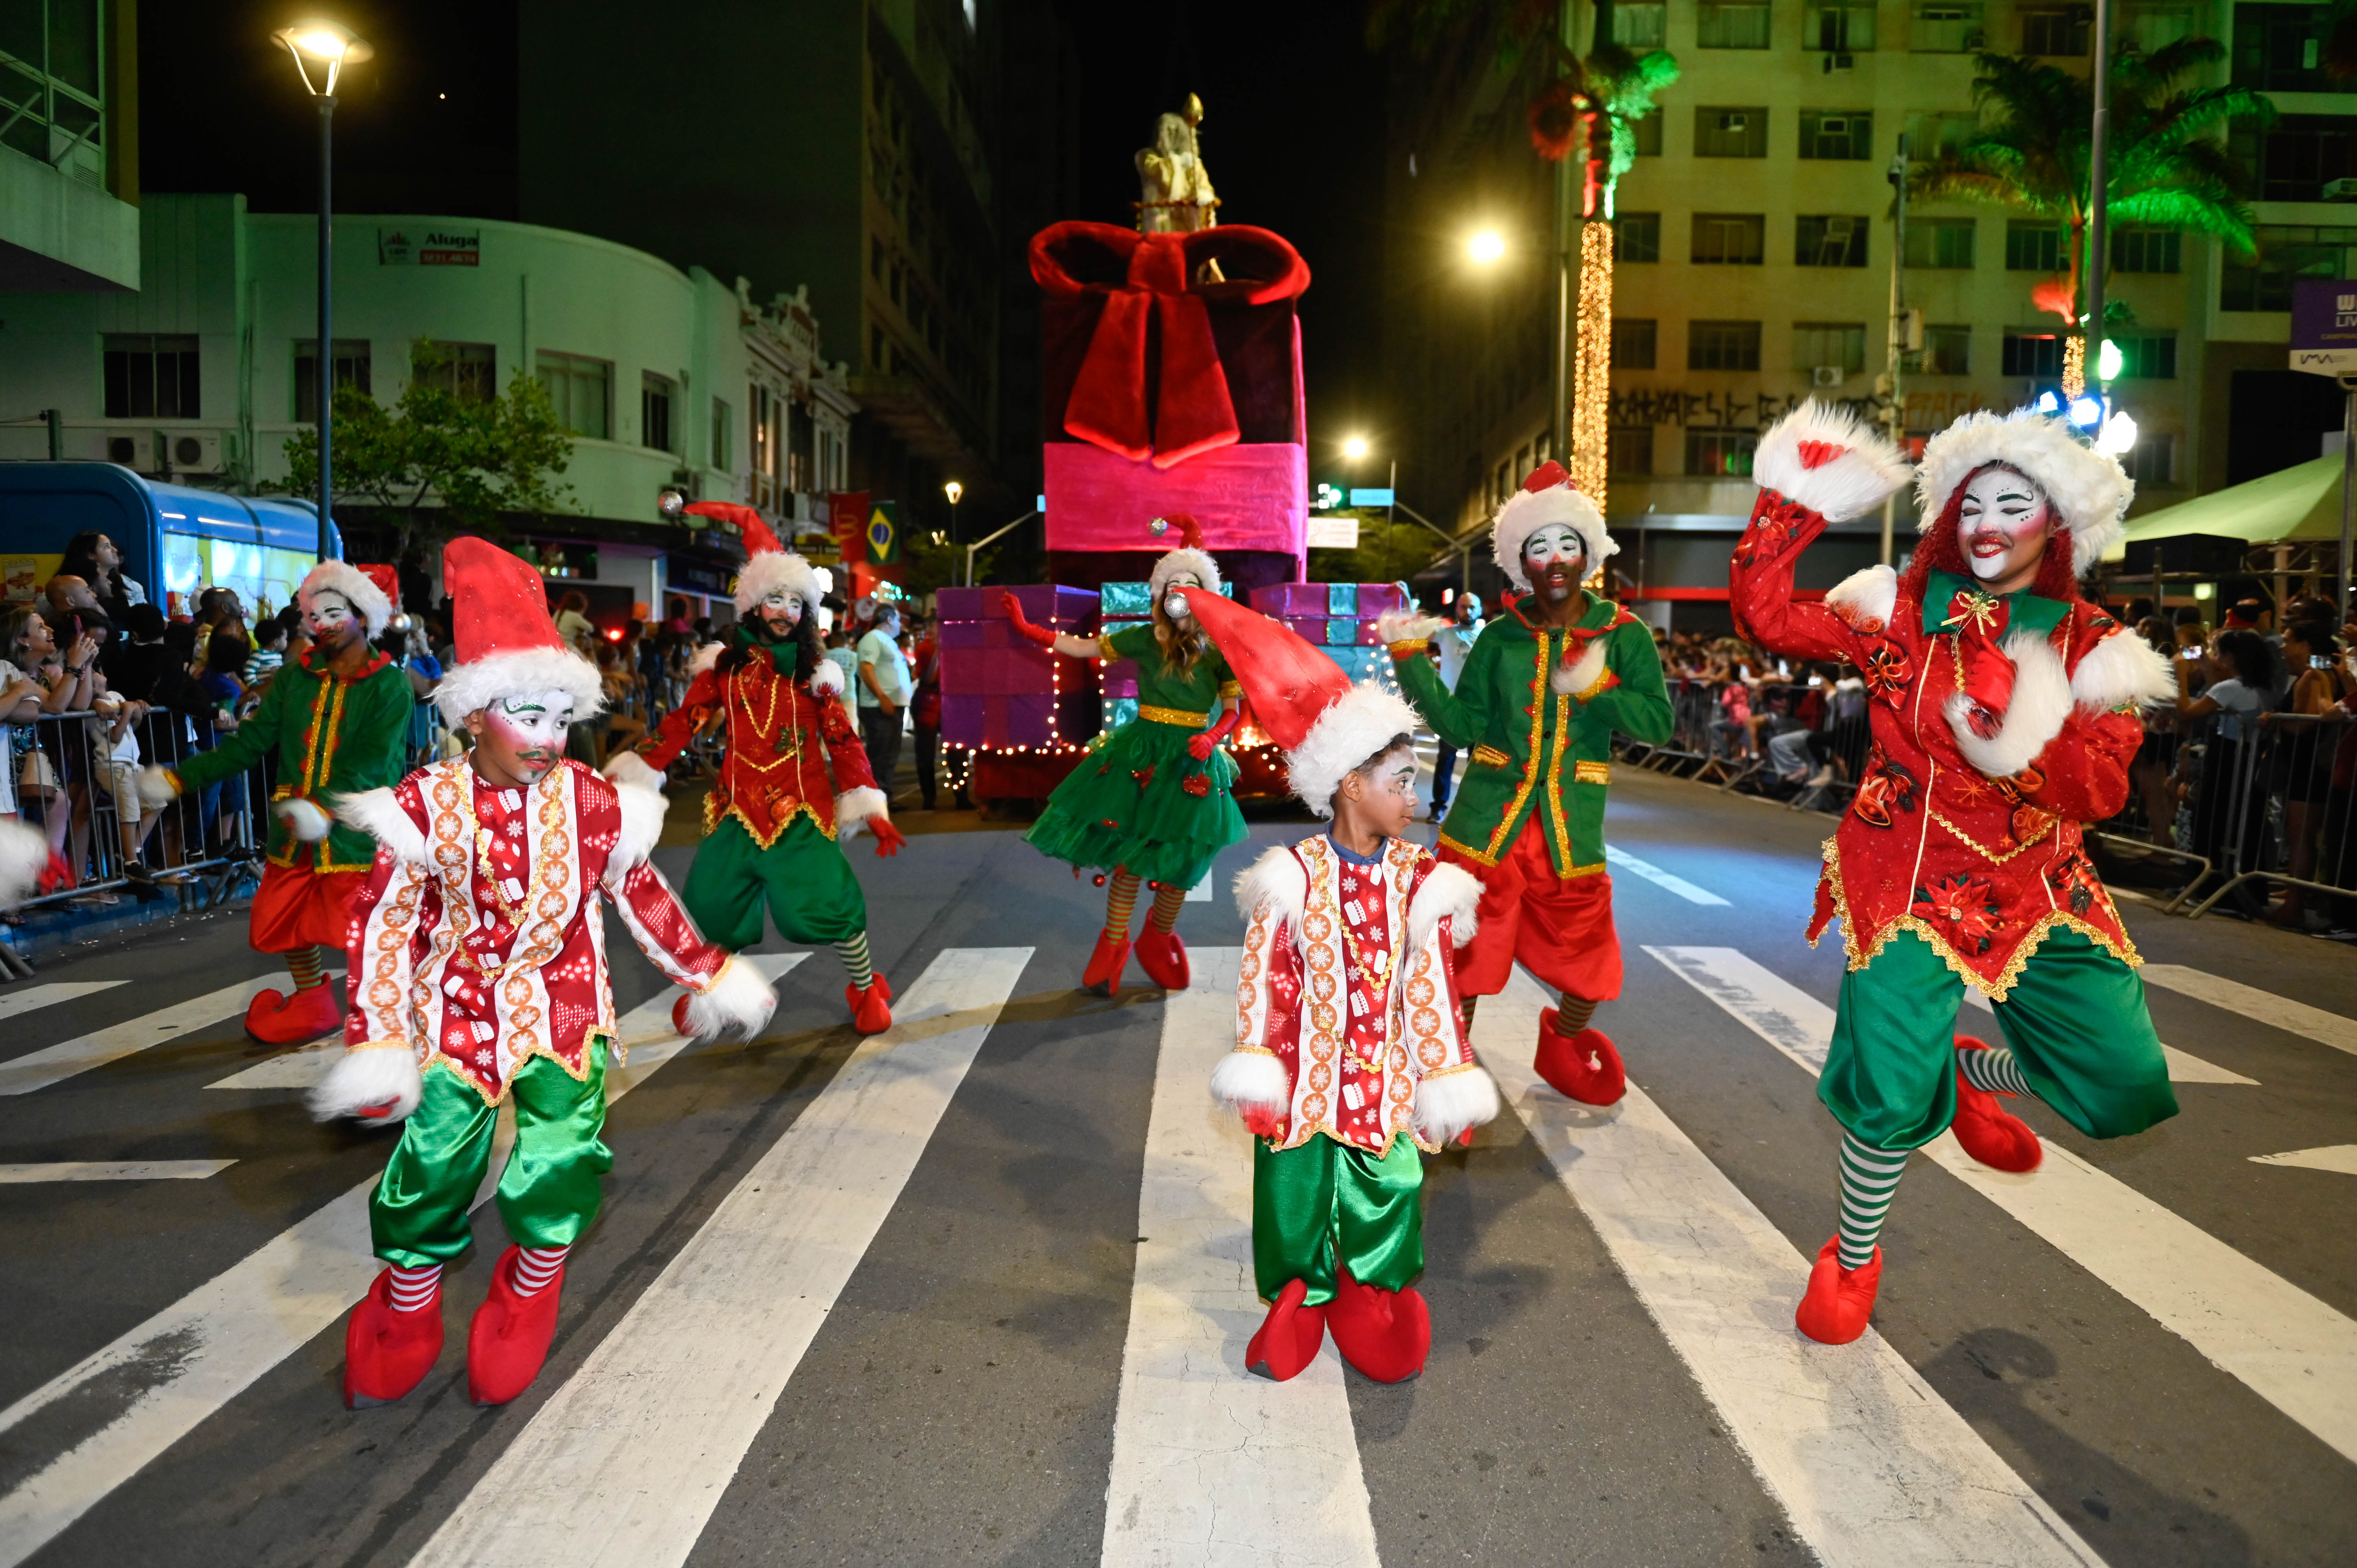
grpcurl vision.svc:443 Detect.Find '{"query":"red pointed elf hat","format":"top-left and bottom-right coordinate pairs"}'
top-left (677, 500), bottom-right (825, 616)
top-left (1181, 587), bottom-right (1421, 819)
top-left (432, 536), bottom-right (605, 726)
top-left (1148, 513), bottom-right (1223, 600)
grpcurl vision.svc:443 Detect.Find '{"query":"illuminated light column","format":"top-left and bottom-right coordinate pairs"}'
top-left (1569, 218), bottom-right (1614, 507)
top-left (2062, 335), bottom-right (2087, 400)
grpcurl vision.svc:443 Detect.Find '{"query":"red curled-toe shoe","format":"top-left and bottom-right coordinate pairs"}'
top-left (1950, 1035), bottom-right (2041, 1173)
top-left (1080, 931), bottom-right (1133, 997)
top-left (247, 982), bottom-right (342, 1045)
top-left (847, 971), bottom-right (894, 1035)
top-left (1325, 1269), bottom-right (1431, 1383)
top-left (343, 1269), bottom-right (444, 1409)
top-left (467, 1246), bottom-right (567, 1406)
top-left (1134, 927), bottom-right (1190, 991)
top-left (1244, 1278), bottom-right (1329, 1383)
top-left (1533, 1011), bottom-right (1626, 1105)
top-left (1794, 1236), bottom-right (1883, 1346)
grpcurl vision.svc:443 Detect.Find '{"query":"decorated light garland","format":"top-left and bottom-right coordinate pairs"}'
top-left (1569, 217), bottom-right (1615, 509)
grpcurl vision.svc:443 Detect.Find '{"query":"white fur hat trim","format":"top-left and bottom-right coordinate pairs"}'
top-left (1490, 482), bottom-right (1614, 592)
top-left (1148, 547), bottom-right (1222, 602)
top-left (299, 561), bottom-right (394, 639)
top-left (1915, 408), bottom-right (2134, 576)
top-left (734, 549), bottom-right (826, 616)
top-left (1285, 682), bottom-right (1422, 819)
top-left (433, 645), bottom-right (606, 727)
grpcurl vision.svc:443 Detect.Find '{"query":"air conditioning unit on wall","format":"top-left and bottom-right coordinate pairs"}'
top-left (1813, 365), bottom-right (1846, 388)
top-left (103, 431), bottom-right (152, 471)
top-left (163, 432), bottom-right (226, 474)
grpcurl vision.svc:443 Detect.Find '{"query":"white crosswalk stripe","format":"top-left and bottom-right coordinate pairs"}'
top-left (2138, 964), bottom-right (2357, 1058)
top-left (1603, 843), bottom-right (1731, 905)
top-left (1483, 966), bottom-right (2103, 1568)
top-left (0, 981), bottom-right (125, 1026)
top-left (0, 974), bottom-right (339, 1097)
top-left (1649, 944), bottom-right (2357, 1467)
top-left (406, 946), bottom-right (1032, 1568)
top-left (2250, 1146), bottom-right (2357, 1176)
top-left (0, 1161), bottom-right (235, 1182)
top-left (0, 954), bottom-right (805, 1568)
top-left (1101, 947), bottom-right (1380, 1568)
top-left (1956, 985), bottom-right (2257, 1084)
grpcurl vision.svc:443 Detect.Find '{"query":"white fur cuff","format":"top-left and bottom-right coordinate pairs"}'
top-left (1752, 401), bottom-right (1913, 524)
top-left (2071, 626), bottom-right (2176, 712)
top-left (681, 957), bottom-right (778, 1042)
top-left (1210, 1049), bottom-right (1290, 1115)
top-left (308, 1046), bottom-right (422, 1125)
top-left (276, 797), bottom-right (334, 842)
top-left (835, 786), bottom-right (888, 839)
top-left (809, 660), bottom-right (846, 698)
top-left (1413, 1066), bottom-right (1500, 1145)
top-left (1375, 609), bottom-right (1447, 648)
top-left (1825, 565), bottom-right (1899, 634)
top-left (1407, 862), bottom-right (1482, 952)
top-left (1234, 844), bottom-right (1308, 928)
top-left (136, 765), bottom-right (179, 808)
top-left (336, 787), bottom-right (429, 865)
top-left (1551, 637), bottom-right (1611, 697)
top-left (1946, 631), bottom-right (2071, 780)
top-left (602, 750), bottom-right (665, 795)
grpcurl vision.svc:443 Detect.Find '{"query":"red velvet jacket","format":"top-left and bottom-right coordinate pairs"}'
top-left (1730, 485), bottom-right (2174, 998)
top-left (640, 637), bottom-right (883, 848)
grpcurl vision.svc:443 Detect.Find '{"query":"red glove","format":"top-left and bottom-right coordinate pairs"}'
top-left (1187, 708), bottom-right (1241, 761)
top-left (1240, 1104), bottom-right (1284, 1139)
top-left (869, 817), bottom-right (908, 857)
top-left (998, 591), bottom-right (1058, 650)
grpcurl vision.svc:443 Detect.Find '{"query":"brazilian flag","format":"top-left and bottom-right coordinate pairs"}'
top-left (866, 501), bottom-right (900, 565)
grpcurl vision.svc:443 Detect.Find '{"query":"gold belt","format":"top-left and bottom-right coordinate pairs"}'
top-left (1138, 703), bottom-right (1210, 727)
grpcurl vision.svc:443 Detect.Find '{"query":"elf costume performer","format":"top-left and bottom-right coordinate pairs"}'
top-left (139, 561), bottom-right (412, 1044)
top-left (1378, 463), bottom-right (1671, 1105)
top-left (635, 504), bottom-right (905, 1035)
top-left (1005, 514), bottom-right (1248, 995)
top-left (313, 537), bottom-right (777, 1409)
top-left (1180, 585), bottom-right (1497, 1384)
top-left (1730, 401), bottom-right (2178, 1345)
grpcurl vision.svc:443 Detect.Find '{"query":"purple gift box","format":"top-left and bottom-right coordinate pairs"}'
top-left (1277, 615), bottom-right (1327, 643)
top-left (941, 690), bottom-right (1102, 749)
top-left (1356, 583), bottom-right (1406, 616)
top-left (940, 644), bottom-right (1103, 700)
top-left (935, 584), bottom-right (1098, 629)
top-left (1251, 582), bottom-right (1331, 616)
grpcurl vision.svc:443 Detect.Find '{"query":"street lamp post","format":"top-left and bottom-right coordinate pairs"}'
top-left (944, 478), bottom-right (964, 550)
top-left (273, 20), bottom-right (371, 563)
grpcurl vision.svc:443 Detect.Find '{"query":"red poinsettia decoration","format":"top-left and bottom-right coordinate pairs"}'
top-left (1529, 82), bottom-right (1581, 162)
top-left (1181, 773), bottom-right (1211, 797)
top-left (1911, 872), bottom-right (2005, 955)
top-left (1860, 640), bottom-right (1914, 701)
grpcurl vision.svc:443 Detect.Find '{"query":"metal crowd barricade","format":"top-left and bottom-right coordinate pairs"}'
top-left (2174, 708), bottom-right (2357, 923)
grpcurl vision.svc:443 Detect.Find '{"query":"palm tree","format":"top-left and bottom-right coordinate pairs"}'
top-left (1911, 39), bottom-right (2273, 339)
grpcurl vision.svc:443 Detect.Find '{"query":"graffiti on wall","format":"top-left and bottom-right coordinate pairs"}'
top-left (1607, 386), bottom-right (1992, 431)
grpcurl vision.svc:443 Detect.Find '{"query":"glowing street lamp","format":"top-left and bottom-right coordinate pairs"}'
top-left (1465, 228), bottom-right (1507, 267)
top-left (1341, 435), bottom-right (1370, 462)
top-left (944, 478), bottom-right (963, 545)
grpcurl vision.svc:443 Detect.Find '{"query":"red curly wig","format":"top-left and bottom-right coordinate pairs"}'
top-left (1899, 461), bottom-right (2085, 609)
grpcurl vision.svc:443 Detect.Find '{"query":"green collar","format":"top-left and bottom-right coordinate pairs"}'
top-left (731, 622), bottom-right (799, 673)
top-left (1506, 589), bottom-right (1615, 638)
top-left (1922, 569), bottom-right (2068, 641)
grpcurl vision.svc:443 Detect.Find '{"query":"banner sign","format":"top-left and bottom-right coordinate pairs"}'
top-left (2289, 280), bottom-right (2357, 377)
top-left (378, 227), bottom-right (481, 266)
top-left (829, 491), bottom-right (870, 566)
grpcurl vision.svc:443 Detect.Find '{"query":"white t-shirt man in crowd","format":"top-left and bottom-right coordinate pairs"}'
top-left (856, 609), bottom-right (913, 796)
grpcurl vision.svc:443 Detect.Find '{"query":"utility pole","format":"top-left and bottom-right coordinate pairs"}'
top-left (1548, 0), bottom-right (1576, 463)
top-left (2085, 0), bottom-right (2113, 410)
top-left (1880, 131), bottom-right (1910, 566)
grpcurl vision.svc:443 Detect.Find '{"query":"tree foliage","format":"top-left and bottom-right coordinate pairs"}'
top-left (1910, 38), bottom-right (2274, 325)
top-left (281, 342), bottom-right (575, 568)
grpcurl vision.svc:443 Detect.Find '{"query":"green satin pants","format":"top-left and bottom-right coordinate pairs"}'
top-left (1252, 1132), bottom-right (1424, 1307)
top-left (1823, 928), bottom-right (2177, 1151)
top-left (370, 1051), bottom-right (614, 1269)
top-left (682, 814), bottom-right (868, 953)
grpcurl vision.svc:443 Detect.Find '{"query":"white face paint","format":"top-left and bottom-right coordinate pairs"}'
top-left (1521, 523), bottom-right (1587, 595)
top-left (483, 689), bottom-right (578, 780)
top-left (304, 589), bottom-right (359, 647)
top-left (758, 588), bottom-right (804, 633)
top-left (1374, 752), bottom-right (1418, 800)
top-left (1957, 466), bottom-right (2056, 587)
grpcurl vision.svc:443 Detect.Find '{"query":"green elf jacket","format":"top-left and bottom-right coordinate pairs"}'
top-left (170, 645), bottom-right (414, 873)
top-left (1391, 593), bottom-right (1672, 877)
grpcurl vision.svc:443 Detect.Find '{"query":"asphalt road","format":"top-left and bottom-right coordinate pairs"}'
top-left (0, 763), bottom-right (2349, 1568)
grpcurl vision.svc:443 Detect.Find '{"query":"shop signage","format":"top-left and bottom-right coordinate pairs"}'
top-left (378, 227), bottom-right (482, 267)
top-left (2290, 280), bottom-right (2357, 377)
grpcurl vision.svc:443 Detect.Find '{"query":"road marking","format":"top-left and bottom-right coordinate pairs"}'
top-left (1650, 945), bottom-right (2357, 1467)
top-left (2250, 1145), bottom-right (2357, 1177)
top-left (0, 973), bottom-right (341, 1097)
top-left (0, 982), bottom-right (125, 1027)
top-left (1957, 987), bottom-right (2256, 1084)
top-left (1184, 877), bottom-right (1211, 902)
top-left (406, 946), bottom-right (1033, 1568)
top-left (0, 954), bottom-right (804, 1568)
top-left (1603, 844), bottom-right (1730, 906)
top-left (0, 1161), bottom-right (235, 1183)
top-left (1483, 967), bottom-right (2099, 1568)
top-left (2139, 964), bottom-right (2357, 1058)
top-left (1101, 948), bottom-right (1380, 1568)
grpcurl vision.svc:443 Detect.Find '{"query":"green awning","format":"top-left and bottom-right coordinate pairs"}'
top-left (2116, 454), bottom-right (2351, 546)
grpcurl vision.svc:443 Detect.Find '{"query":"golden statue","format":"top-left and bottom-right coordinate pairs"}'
top-left (1135, 93), bottom-right (1221, 235)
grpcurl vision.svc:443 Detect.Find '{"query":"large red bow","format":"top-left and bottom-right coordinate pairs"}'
top-left (1030, 221), bottom-right (1311, 471)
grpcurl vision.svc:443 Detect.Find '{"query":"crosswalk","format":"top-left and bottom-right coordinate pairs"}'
top-left (0, 879), bottom-right (2350, 1564)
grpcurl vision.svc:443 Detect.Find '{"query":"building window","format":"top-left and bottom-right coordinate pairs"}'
top-left (412, 341), bottom-right (496, 402)
top-left (1609, 426), bottom-right (1656, 476)
top-left (102, 335), bottom-right (200, 419)
top-left (1689, 320), bottom-right (1763, 371)
top-left (1805, 4), bottom-right (1877, 50)
top-left (1612, 318), bottom-right (1658, 369)
top-left (1631, 113), bottom-right (1663, 156)
top-left (2119, 3), bottom-right (2194, 49)
top-left (1612, 2), bottom-right (1668, 46)
top-left (293, 339), bottom-right (371, 423)
top-left (2221, 224), bottom-right (2357, 311)
top-left (1797, 215), bottom-right (1869, 267)
top-left (1798, 111), bottom-right (1873, 160)
top-left (1686, 429), bottom-right (1758, 476)
top-left (1904, 218), bottom-right (1977, 269)
top-left (1693, 214), bottom-right (1767, 265)
top-left (2232, 4), bottom-right (2332, 91)
top-left (2005, 221), bottom-right (2065, 272)
top-left (2, 0), bottom-right (104, 182)
top-left (1794, 322), bottom-right (1868, 376)
top-left (2121, 432), bottom-right (2174, 485)
top-left (1910, 1), bottom-right (1983, 50)
top-left (870, 237), bottom-right (885, 280)
top-left (2001, 330), bottom-right (2067, 378)
top-left (2112, 227), bottom-right (2182, 274)
top-left (869, 325), bottom-right (887, 370)
top-left (1697, 4), bottom-right (1773, 48)
top-left (1695, 106), bottom-right (1769, 157)
top-left (2020, 6), bottom-right (2089, 54)
top-left (641, 372), bottom-right (676, 453)
top-left (1615, 212), bottom-right (1662, 262)
top-left (1905, 324), bottom-right (1973, 375)
top-left (2108, 330), bottom-right (2178, 379)
top-left (711, 396), bottom-right (732, 470)
top-left (749, 383), bottom-right (775, 498)
top-left (535, 351), bottom-right (610, 439)
top-left (2233, 115), bottom-right (2357, 204)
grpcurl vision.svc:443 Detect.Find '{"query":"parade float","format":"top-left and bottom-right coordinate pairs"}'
top-left (939, 96), bottom-right (1407, 810)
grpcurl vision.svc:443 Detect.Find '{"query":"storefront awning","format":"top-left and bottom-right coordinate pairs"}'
top-left (2117, 455), bottom-right (2352, 546)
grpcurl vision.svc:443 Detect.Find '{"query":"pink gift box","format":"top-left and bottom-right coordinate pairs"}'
top-left (1101, 660), bottom-right (1139, 699)
top-left (1251, 582), bottom-right (1331, 616)
top-left (1356, 583), bottom-right (1406, 616)
top-left (941, 691), bottom-right (1101, 749)
top-left (935, 584), bottom-right (1098, 628)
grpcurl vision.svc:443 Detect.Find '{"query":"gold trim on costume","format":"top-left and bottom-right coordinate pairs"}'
top-left (1387, 638), bottom-right (1429, 657)
top-left (1138, 703), bottom-right (1211, 727)
top-left (1470, 744), bottom-right (1511, 768)
top-left (1927, 805), bottom-right (2052, 865)
top-left (1574, 759), bottom-right (1611, 786)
